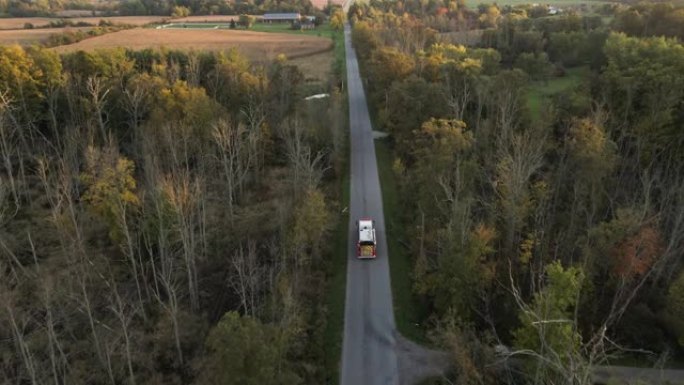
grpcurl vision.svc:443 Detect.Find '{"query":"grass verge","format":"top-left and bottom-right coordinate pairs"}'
top-left (375, 138), bottom-right (430, 345)
top-left (323, 165), bottom-right (349, 385)
top-left (323, 27), bottom-right (347, 385)
top-left (332, 28), bottom-right (345, 77)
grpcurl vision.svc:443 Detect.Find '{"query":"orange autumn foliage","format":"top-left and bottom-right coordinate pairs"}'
top-left (611, 225), bottom-right (663, 279)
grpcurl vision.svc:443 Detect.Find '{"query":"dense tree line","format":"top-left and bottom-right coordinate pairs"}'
top-left (348, 0), bottom-right (479, 33)
top-left (119, 0), bottom-right (317, 17)
top-left (0, 0), bottom-right (319, 17)
top-left (350, 2), bottom-right (684, 383)
top-left (0, 43), bottom-right (346, 383)
top-left (612, 2), bottom-right (684, 41)
top-left (480, 12), bottom-right (607, 69)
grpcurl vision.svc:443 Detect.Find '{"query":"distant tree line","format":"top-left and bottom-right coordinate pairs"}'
top-left (0, 0), bottom-right (320, 17)
top-left (350, 1), bottom-right (684, 383)
top-left (0, 43), bottom-right (346, 384)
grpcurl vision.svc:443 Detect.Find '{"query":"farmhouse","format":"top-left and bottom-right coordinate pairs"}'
top-left (262, 13), bottom-right (301, 23)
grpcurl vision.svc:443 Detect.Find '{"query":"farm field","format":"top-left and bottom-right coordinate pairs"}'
top-left (0, 27), bottom-right (93, 45)
top-left (51, 28), bottom-right (333, 61)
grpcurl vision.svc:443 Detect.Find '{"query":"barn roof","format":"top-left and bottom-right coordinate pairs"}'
top-left (263, 13), bottom-right (301, 20)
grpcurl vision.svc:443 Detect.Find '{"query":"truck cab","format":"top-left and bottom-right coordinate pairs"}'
top-left (357, 218), bottom-right (377, 259)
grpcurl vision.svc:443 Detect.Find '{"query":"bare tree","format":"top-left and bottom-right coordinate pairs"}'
top-left (36, 156), bottom-right (119, 384)
top-left (0, 86), bottom-right (32, 202)
top-left (186, 52), bottom-right (201, 88)
top-left (284, 122), bottom-right (328, 199)
top-left (161, 172), bottom-right (204, 311)
top-left (155, 266), bottom-right (185, 365)
top-left (494, 129), bottom-right (547, 253)
top-left (212, 119), bottom-right (251, 222)
top-left (43, 279), bottom-right (69, 385)
top-left (116, 195), bottom-right (148, 321)
top-left (4, 301), bottom-right (39, 385)
top-left (228, 241), bottom-right (263, 317)
top-left (45, 76), bottom-right (64, 148)
top-left (26, 230), bottom-right (70, 385)
top-left (241, 93), bottom-right (266, 180)
top-left (121, 76), bottom-right (151, 136)
top-left (443, 71), bottom-right (472, 122)
top-left (109, 287), bottom-right (137, 385)
top-left (0, 91), bottom-right (21, 207)
top-left (86, 76), bottom-right (111, 142)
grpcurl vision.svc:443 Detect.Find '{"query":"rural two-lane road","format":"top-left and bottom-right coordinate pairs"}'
top-left (340, 23), bottom-right (400, 385)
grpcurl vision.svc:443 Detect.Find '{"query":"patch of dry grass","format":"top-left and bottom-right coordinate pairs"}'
top-left (0, 27), bottom-right (94, 45)
top-left (51, 28), bottom-right (333, 61)
top-left (289, 50), bottom-right (333, 84)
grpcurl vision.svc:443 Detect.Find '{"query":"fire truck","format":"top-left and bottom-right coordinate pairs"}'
top-left (357, 218), bottom-right (377, 258)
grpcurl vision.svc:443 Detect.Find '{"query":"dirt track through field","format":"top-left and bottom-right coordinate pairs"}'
top-left (51, 28), bottom-right (333, 60)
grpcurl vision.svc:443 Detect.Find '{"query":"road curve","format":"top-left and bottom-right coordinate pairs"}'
top-left (340, 23), bottom-right (400, 385)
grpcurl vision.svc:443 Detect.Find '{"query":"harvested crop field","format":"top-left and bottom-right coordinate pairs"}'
top-left (0, 27), bottom-right (93, 45)
top-left (52, 28), bottom-right (333, 61)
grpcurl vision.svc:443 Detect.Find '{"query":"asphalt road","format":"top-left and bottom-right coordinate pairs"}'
top-left (340, 23), bottom-right (400, 385)
top-left (593, 365), bottom-right (684, 384)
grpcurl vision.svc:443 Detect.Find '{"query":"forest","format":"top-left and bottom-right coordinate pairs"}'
top-left (0, 29), bottom-right (347, 384)
top-left (349, 0), bottom-right (684, 383)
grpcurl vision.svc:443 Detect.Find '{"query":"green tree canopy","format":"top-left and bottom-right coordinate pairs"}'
top-left (197, 311), bottom-right (300, 385)
top-left (514, 261), bottom-right (584, 371)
